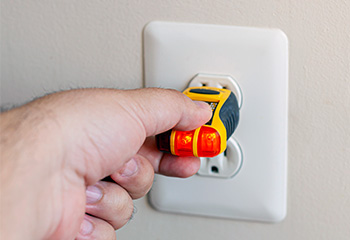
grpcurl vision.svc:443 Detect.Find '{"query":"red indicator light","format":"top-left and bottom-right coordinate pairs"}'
top-left (197, 126), bottom-right (221, 157)
top-left (174, 130), bottom-right (195, 156)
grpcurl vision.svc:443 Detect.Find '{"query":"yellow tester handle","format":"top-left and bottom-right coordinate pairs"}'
top-left (156, 86), bottom-right (239, 157)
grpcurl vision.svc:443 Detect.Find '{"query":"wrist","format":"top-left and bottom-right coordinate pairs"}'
top-left (0, 103), bottom-right (64, 239)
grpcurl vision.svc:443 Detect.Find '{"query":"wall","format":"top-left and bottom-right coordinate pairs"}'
top-left (1, 0), bottom-right (350, 239)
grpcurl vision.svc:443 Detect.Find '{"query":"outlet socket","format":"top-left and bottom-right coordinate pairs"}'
top-left (198, 137), bottom-right (242, 178)
top-left (144, 21), bottom-right (288, 222)
top-left (188, 73), bottom-right (243, 109)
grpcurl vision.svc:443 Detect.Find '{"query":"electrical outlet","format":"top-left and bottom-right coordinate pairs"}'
top-left (189, 73), bottom-right (243, 178)
top-left (144, 21), bottom-right (288, 222)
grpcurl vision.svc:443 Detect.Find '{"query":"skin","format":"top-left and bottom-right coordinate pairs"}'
top-left (0, 88), bottom-right (212, 240)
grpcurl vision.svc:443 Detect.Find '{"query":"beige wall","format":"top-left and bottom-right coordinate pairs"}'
top-left (1, 1), bottom-right (350, 239)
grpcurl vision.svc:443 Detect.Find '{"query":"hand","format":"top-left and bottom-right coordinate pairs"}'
top-left (0, 88), bottom-right (211, 240)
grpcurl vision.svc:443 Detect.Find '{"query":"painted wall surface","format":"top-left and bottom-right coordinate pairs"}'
top-left (1, 1), bottom-right (350, 239)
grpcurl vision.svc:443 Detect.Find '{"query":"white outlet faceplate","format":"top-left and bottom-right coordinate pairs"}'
top-left (144, 21), bottom-right (288, 222)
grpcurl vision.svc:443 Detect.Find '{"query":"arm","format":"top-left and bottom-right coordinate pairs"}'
top-left (0, 88), bottom-right (211, 240)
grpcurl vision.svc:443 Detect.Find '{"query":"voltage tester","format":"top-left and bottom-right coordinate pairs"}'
top-left (156, 86), bottom-right (240, 157)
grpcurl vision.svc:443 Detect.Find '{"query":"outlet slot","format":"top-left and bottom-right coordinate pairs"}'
top-left (211, 166), bottom-right (219, 173)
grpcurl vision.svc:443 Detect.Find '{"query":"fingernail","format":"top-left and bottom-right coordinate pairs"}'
top-left (194, 101), bottom-right (211, 110)
top-left (120, 158), bottom-right (138, 177)
top-left (86, 185), bottom-right (102, 204)
top-left (79, 218), bottom-right (94, 236)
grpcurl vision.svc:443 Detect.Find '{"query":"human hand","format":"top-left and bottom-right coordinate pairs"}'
top-left (0, 88), bottom-right (211, 240)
